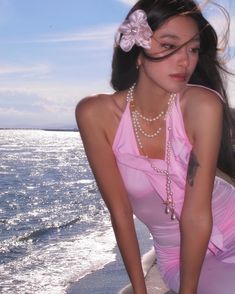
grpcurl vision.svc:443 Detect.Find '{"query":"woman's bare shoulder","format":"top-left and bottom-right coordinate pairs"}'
top-left (181, 85), bottom-right (223, 116)
top-left (180, 85), bottom-right (223, 144)
top-left (76, 93), bottom-right (111, 117)
top-left (75, 91), bottom-right (127, 130)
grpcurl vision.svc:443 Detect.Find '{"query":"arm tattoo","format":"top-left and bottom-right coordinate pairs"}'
top-left (187, 151), bottom-right (200, 187)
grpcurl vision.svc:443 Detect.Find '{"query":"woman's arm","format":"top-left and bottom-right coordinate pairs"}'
top-left (76, 96), bottom-right (147, 294)
top-left (179, 90), bottom-right (223, 294)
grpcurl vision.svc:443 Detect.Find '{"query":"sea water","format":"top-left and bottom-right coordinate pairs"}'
top-left (0, 130), bottom-right (116, 294)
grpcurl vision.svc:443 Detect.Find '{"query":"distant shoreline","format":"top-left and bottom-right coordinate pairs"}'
top-left (0, 128), bottom-right (79, 132)
top-left (0, 108), bottom-right (234, 134)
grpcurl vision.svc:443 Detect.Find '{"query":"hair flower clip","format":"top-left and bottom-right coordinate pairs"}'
top-left (115, 9), bottom-right (153, 52)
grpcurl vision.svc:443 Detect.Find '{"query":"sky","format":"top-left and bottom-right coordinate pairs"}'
top-left (0, 0), bottom-right (234, 129)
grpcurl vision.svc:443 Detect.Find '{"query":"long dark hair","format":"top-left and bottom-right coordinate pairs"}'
top-left (111, 0), bottom-right (235, 179)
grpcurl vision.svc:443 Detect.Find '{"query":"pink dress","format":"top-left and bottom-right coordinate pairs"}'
top-left (112, 85), bottom-right (235, 293)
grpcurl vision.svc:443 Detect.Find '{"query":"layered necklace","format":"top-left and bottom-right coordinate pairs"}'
top-left (127, 83), bottom-right (177, 220)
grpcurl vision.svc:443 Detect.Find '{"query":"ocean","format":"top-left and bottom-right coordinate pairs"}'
top-left (0, 129), bottom-right (118, 294)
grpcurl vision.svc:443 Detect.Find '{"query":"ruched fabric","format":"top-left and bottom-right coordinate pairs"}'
top-left (112, 85), bottom-right (235, 293)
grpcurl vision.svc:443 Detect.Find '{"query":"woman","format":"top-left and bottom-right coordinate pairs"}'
top-left (76, 0), bottom-right (235, 293)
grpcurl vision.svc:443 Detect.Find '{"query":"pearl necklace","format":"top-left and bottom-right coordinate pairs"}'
top-left (127, 83), bottom-right (168, 122)
top-left (127, 84), bottom-right (177, 220)
top-left (127, 83), bottom-right (176, 139)
top-left (132, 110), bottom-right (162, 138)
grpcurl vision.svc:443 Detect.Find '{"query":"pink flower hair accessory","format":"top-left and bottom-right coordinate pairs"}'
top-left (115, 9), bottom-right (153, 52)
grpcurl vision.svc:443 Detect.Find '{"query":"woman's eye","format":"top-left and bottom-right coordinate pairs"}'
top-left (190, 47), bottom-right (200, 53)
top-left (161, 43), bottom-right (176, 50)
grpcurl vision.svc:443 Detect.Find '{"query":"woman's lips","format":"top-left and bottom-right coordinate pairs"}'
top-left (169, 73), bottom-right (187, 82)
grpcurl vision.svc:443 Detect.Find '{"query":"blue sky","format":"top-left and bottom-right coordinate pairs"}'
top-left (0, 0), bottom-right (234, 129)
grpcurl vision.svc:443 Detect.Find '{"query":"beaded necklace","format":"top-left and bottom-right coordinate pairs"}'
top-left (127, 83), bottom-right (175, 139)
top-left (127, 84), bottom-right (177, 220)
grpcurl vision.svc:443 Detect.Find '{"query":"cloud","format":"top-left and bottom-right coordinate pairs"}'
top-left (21, 24), bottom-right (119, 45)
top-left (0, 63), bottom-right (50, 75)
top-left (117, 0), bottom-right (137, 5)
top-left (0, 78), bottom-right (111, 103)
top-left (0, 79), bottom-right (112, 129)
top-left (5, 24), bottom-right (119, 54)
top-left (229, 14), bottom-right (235, 47)
top-left (208, 13), bottom-right (235, 49)
top-left (199, 1), bottom-right (235, 48)
top-left (0, 91), bottom-right (45, 112)
top-left (0, 88), bottom-right (76, 129)
top-left (0, 106), bottom-right (76, 129)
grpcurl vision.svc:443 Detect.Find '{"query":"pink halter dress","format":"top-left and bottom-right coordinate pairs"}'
top-left (112, 85), bottom-right (235, 294)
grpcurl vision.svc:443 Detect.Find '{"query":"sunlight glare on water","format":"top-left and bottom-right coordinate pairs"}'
top-left (0, 130), bottom-right (116, 294)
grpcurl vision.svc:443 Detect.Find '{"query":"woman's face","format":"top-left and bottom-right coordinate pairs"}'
top-left (138, 15), bottom-right (200, 93)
